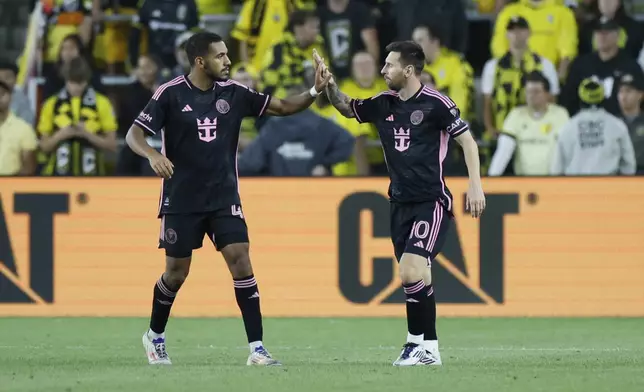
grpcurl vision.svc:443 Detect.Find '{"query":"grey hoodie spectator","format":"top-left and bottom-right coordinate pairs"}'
top-left (0, 60), bottom-right (35, 125)
top-left (238, 98), bottom-right (355, 176)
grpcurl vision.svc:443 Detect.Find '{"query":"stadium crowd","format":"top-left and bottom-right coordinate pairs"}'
top-left (1, 0), bottom-right (643, 176)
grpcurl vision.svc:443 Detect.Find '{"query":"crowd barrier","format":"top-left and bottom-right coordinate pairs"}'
top-left (0, 178), bottom-right (643, 317)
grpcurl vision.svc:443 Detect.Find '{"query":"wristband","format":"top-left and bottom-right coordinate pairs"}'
top-left (309, 86), bottom-right (319, 97)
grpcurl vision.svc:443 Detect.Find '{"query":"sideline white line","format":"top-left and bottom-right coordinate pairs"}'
top-left (0, 345), bottom-right (635, 352)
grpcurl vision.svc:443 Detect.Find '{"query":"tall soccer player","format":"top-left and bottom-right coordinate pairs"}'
top-left (321, 42), bottom-right (486, 366)
top-left (126, 32), bottom-right (331, 366)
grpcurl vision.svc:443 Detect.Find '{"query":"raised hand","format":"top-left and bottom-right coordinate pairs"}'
top-left (312, 50), bottom-right (332, 92)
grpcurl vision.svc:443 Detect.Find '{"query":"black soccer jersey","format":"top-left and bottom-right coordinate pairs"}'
top-left (350, 85), bottom-right (469, 211)
top-left (134, 75), bottom-right (271, 215)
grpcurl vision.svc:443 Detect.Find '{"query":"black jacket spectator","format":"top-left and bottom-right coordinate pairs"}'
top-left (394, 0), bottom-right (468, 55)
top-left (579, 3), bottom-right (643, 58)
top-left (129, 0), bottom-right (199, 72)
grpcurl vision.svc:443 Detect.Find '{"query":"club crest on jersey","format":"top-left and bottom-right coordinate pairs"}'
top-left (394, 128), bottom-right (411, 152)
top-left (410, 110), bottom-right (424, 125)
top-left (197, 117), bottom-right (217, 142)
top-left (216, 99), bottom-right (230, 114)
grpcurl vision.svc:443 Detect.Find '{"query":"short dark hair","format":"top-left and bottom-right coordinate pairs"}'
top-left (288, 10), bottom-right (317, 32)
top-left (524, 71), bottom-right (550, 92)
top-left (61, 57), bottom-right (92, 83)
top-left (185, 32), bottom-right (224, 66)
top-left (414, 24), bottom-right (443, 44)
top-left (385, 41), bottom-right (425, 75)
top-left (0, 59), bottom-right (19, 76)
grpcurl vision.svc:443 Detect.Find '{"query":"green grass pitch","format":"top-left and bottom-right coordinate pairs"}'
top-left (1, 317), bottom-right (643, 392)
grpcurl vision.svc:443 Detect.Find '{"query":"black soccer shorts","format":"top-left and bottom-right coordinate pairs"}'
top-left (158, 205), bottom-right (249, 258)
top-left (390, 201), bottom-right (452, 265)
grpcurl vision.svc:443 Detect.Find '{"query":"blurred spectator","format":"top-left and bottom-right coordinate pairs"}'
top-left (335, 52), bottom-right (387, 176)
top-left (231, 63), bottom-right (261, 152)
top-left (231, 0), bottom-right (316, 72)
top-left (116, 54), bottom-right (160, 139)
top-left (579, 0), bottom-right (642, 58)
top-left (318, 0), bottom-right (379, 81)
top-left (617, 73), bottom-right (644, 173)
top-left (488, 71), bottom-right (569, 176)
top-left (129, 0), bottom-right (200, 77)
top-left (41, 0), bottom-right (93, 77)
top-left (561, 17), bottom-right (644, 116)
top-left (491, 0), bottom-right (578, 80)
top-left (0, 60), bottom-right (35, 125)
top-left (92, 0), bottom-right (140, 74)
top-left (238, 87), bottom-right (354, 176)
top-left (42, 34), bottom-right (104, 100)
top-left (172, 31), bottom-right (194, 79)
top-left (395, 0), bottom-right (468, 55)
top-left (195, 0), bottom-right (231, 15)
top-left (115, 54), bottom-right (162, 175)
top-left (420, 70), bottom-right (436, 88)
top-left (412, 24), bottom-right (474, 122)
top-left (37, 57), bottom-right (117, 176)
top-left (482, 16), bottom-right (560, 136)
top-left (259, 10), bottom-right (325, 99)
top-left (0, 80), bottom-right (38, 176)
top-left (552, 78), bottom-right (636, 175)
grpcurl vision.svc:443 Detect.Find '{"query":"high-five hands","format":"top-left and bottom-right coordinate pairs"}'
top-left (312, 49), bottom-right (333, 92)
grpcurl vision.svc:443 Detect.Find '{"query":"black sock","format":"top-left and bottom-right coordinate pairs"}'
top-left (424, 284), bottom-right (438, 340)
top-left (233, 275), bottom-right (263, 343)
top-left (404, 280), bottom-right (429, 337)
top-left (149, 275), bottom-right (178, 334)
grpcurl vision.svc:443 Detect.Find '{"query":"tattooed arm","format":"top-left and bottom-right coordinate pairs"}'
top-left (326, 78), bottom-right (355, 119)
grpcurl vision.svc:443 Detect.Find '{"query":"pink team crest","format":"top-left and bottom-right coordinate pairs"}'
top-left (410, 110), bottom-right (424, 125)
top-left (197, 117), bottom-right (217, 142)
top-left (394, 128), bottom-right (411, 152)
top-left (216, 99), bottom-right (230, 114)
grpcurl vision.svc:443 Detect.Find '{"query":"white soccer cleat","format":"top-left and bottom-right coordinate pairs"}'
top-left (142, 331), bottom-right (172, 365)
top-left (425, 348), bottom-right (442, 366)
top-left (393, 343), bottom-right (436, 366)
top-left (246, 346), bottom-right (282, 366)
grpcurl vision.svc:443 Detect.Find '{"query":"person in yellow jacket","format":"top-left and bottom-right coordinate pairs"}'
top-left (259, 10), bottom-right (326, 99)
top-left (37, 57), bottom-right (117, 176)
top-left (412, 24), bottom-right (474, 121)
top-left (231, 0), bottom-right (316, 72)
top-left (334, 52), bottom-right (388, 176)
top-left (491, 0), bottom-right (578, 80)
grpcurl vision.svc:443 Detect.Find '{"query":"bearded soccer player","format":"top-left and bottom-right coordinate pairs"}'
top-left (126, 32), bottom-right (330, 366)
top-left (321, 41), bottom-right (486, 366)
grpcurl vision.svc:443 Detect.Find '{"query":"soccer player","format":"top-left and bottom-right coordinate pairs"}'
top-left (320, 41), bottom-right (486, 366)
top-left (125, 32), bottom-right (331, 366)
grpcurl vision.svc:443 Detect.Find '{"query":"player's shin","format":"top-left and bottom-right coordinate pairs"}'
top-left (149, 274), bottom-right (180, 337)
top-left (400, 254), bottom-right (430, 344)
top-left (422, 265), bottom-right (438, 342)
top-left (233, 274), bottom-right (264, 351)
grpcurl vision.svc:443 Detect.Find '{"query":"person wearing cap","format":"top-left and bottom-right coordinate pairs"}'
top-left (560, 16), bottom-right (644, 116)
top-left (489, 71), bottom-right (569, 176)
top-left (491, 0), bottom-right (578, 80)
top-left (482, 15), bottom-right (560, 138)
top-left (617, 73), bottom-right (644, 174)
top-left (0, 80), bottom-right (38, 176)
top-left (579, 0), bottom-right (642, 59)
top-left (551, 77), bottom-right (636, 175)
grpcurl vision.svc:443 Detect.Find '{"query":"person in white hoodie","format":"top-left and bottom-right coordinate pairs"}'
top-left (551, 77), bottom-right (636, 175)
